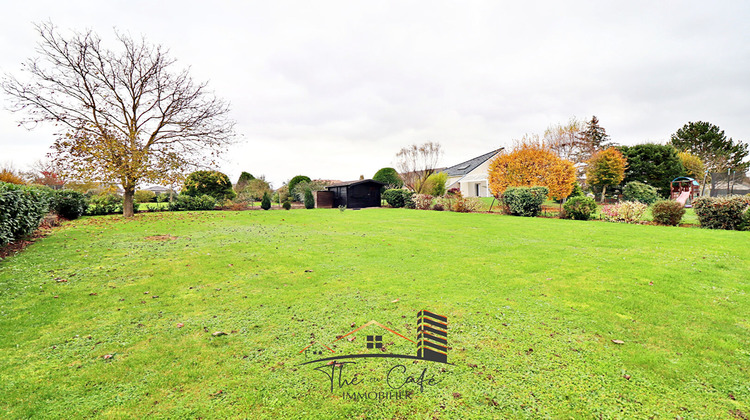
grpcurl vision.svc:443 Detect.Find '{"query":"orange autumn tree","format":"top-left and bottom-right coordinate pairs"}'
top-left (585, 147), bottom-right (627, 202)
top-left (488, 137), bottom-right (576, 201)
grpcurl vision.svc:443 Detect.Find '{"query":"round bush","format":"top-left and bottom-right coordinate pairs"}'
top-left (651, 200), bottom-right (685, 226)
top-left (372, 167), bottom-right (403, 190)
top-left (183, 170), bottom-right (236, 201)
top-left (502, 186), bottom-right (548, 217)
top-left (261, 192), bottom-right (272, 210)
top-left (53, 190), bottom-right (87, 220)
top-left (287, 175), bottom-right (311, 200)
top-left (563, 196), bottom-right (597, 220)
top-left (622, 181), bottom-right (660, 205)
top-left (383, 189), bottom-right (414, 208)
top-left (282, 200), bottom-right (291, 210)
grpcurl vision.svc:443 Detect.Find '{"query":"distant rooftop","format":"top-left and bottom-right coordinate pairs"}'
top-left (326, 179), bottom-right (385, 188)
top-left (444, 148), bottom-right (504, 177)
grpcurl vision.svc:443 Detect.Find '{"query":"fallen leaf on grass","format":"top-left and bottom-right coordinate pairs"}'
top-left (176, 323), bottom-right (184, 328)
top-left (102, 354), bottom-right (113, 360)
top-left (391, 299), bottom-right (400, 303)
top-left (612, 339), bottom-right (625, 345)
top-left (212, 331), bottom-right (228, 337)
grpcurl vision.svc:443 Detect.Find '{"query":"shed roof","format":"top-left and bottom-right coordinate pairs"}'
top-left (444, 148), bottom-right (504, 177)
top-left (326, 179), bottom-right (385, 188)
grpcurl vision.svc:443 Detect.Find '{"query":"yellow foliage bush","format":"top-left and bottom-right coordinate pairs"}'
top-left (488, 141), bottom-right (576, 200)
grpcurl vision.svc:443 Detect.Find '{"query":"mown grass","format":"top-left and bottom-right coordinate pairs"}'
top-left (0, 209), bottom-right (748, 419)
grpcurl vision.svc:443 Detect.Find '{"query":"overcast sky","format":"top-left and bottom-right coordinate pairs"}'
top-left (1, 1), bottom-right (749, 188)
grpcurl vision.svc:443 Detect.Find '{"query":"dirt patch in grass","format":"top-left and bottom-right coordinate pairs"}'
top-left (145, 234), bottom-right (179, 241)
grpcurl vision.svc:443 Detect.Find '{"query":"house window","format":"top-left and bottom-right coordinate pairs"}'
top-left (366, 335), bottom-right (382, 349)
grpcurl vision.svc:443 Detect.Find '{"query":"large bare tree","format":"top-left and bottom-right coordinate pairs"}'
top-left (395, 142), bottom-right (442, 194)
top-left (2, 23), bottom-right (236, 217)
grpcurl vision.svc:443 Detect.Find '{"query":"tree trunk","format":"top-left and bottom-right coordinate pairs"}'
top-left (123, 186), bottom-right (135, 218)
top-left (701, 172), bottom-right (709, 196)
top-left (600, 185), bottom-right (607, 203)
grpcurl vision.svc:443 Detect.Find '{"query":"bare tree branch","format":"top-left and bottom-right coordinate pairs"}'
top-left (395, 142), bottom-right (442, 194)
top-left (1, 22), bottom-right (237, 216)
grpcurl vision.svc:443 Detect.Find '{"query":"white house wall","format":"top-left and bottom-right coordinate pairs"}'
top-left (443, 153), bottom-right (499, 198)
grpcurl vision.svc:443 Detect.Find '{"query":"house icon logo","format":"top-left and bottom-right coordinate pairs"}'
top-left (298, 310), bottom-right (450, 365)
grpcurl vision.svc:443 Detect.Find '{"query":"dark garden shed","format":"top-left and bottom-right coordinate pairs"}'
top-left (325, 179), bottom-right (384, 209)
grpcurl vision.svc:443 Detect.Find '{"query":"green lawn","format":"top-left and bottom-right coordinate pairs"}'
top-left (1, 209), bottom-right (748, 418)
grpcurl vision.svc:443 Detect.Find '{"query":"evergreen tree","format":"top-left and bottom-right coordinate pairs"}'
top-left (670, 121), bottom-right (749, 194)
top-left (304, 189), bottom-right (315, 209)
top-left (261, 191), bottom-right (271, 210)
top-left (578, 116), bottom-right (611, 161)
top-left (618, 144), bottom-right (685, 197)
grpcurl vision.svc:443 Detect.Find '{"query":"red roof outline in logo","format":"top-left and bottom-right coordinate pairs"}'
top-left (299, 320), bottom-right (414, 354)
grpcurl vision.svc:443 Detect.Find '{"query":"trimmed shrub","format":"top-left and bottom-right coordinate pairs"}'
top-left (52, 190), bottom-right (87, 220)
top-left (134, 190), bottom-right (157, 203)
top-left (0, 182), bottom-right (52, 246)
top-left (287, 175), bottom-right (311, 200)
top-left (167, 194), bottom-right (216, 211)
top-left (86, 194), bottom-right (124, 215)
top-left (693, 195), bottom-right (750, 230)
top-left (432, 201), bottom-right (445, 211)
top-left (383, 189), bottom-right (414, 208)
top-left (742, 207), bottom-right (750, 231)
top-left (372, 167), bottom-right (403, 191)
top-left (651, 200), bottom-right (685, 226)
top-left (502, 186), bottom-right (548, 217)
top-left (600, 201), bottom-right (648, 223)
top-left (622, 181), bottom-right (660, 205)
top-left (261, 191), bottom-right (271, 210)
top-left (282, 200), bottom-right (291, 210)
top-left (304, 189), bottom-right (315, 209)
top-left (563, 196), bottom-right (597, 220)
top-left (413, 194), bottom-right (433, 210)
top-left (183, 170), bottom-right (236, 201)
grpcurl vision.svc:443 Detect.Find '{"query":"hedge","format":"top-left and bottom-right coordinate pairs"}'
top-left (693, 195), bottom-right (750, 230)
top-left (0, 182), bottom-right (52, 246)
